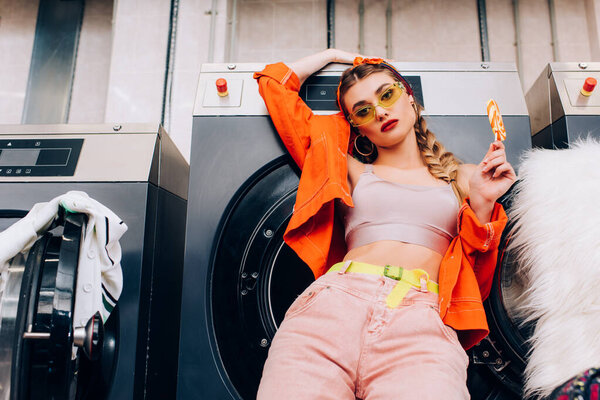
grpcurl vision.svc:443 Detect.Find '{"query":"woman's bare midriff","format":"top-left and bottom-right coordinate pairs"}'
top-left (343, 240), bottom-right (443, 282)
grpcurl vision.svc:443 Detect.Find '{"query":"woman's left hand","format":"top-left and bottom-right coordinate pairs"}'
top-left (469, 141), bottom-right (517, 205)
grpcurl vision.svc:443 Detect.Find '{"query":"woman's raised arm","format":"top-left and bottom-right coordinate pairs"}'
top-left (289, 49), bottom-right (360, 86)
top-left (254, 49), bottom-right (360, 169)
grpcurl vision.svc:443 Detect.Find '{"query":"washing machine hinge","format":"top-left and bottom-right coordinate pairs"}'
top-left (240, 271), bottom-right (259, 294)
top-left (22, 332), bottom-right (51, 340)
top-left (470, 336), bottom-right (511, 371)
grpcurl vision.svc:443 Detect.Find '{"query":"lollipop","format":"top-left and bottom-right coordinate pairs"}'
top-left (486, 99), bottom-right (507, 141)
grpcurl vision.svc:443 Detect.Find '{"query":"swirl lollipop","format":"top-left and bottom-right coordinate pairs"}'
top-left (486, 99), bottom-right (507, 141)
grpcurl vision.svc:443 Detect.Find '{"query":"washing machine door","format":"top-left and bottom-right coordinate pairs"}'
top-left (468, 187), bottom-right (533, 400)
top-left (211, 160), bottom-right (315, 400)
top-left (0, 209), bottom-right (109, 400)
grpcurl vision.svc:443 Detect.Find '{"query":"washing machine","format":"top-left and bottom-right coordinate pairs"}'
top-left (0, 123), bottom-right (188, 399)
top-left (177, 62), bottom-right (531, 399)
top-left (483, 63), bottom-right (600, 398)
top-left (526, 62), bottom-right (600, 149)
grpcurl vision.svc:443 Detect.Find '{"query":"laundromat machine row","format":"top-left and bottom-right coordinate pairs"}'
top-left (3, 60), bottom-right (599, 400)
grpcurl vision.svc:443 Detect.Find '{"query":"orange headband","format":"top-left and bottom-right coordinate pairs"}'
top-left (336, 57), bottom-right (413, 111)
top-left (352, 57), bottom-right (384, 67)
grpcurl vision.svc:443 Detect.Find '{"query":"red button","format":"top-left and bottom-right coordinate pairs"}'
top-left (583, 77), bottom-right (597, 93)
top-left (216, 78), bottom-right (228, 93)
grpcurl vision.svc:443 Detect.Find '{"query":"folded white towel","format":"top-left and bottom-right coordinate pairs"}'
top-left (0, 191), bottom-right (127, 328)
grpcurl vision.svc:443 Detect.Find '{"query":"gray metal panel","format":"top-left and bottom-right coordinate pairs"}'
top-left (194, 63), bottom-right (528, 117)
top-left (426, 115), bottom-right (531, 169)
top-left (565, 115), bottom-right (600, 141)
top-left (0, 124), bottom-right (189, 199)
top-left (201, 62), bottom-right (520, 74)
top-left (549, 74), bottom-right (563, 128)
top-left (22, 0), bottom-right (84, 124)
top-left (178, 116), bottom-right (287, 399)
top-left (525, 64), bottom-right (552, 136)
top-left (158, 125), bottom-right (189, 200)
top-left (144, 188), bottom-right (187, 400)
top-left (546, 62), bottom-right (600, 72)
top-left (526, 62), bottom-right (600, 135)
top-left (0, 182), bottom-right (149, 400)
top-left (0, 123), bottom-right (158, 135)
top-left (550, 69), bottom-right (600, 116)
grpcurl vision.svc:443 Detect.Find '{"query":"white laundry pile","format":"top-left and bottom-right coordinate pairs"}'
top-left (0, 191), bottom-right (127, 328)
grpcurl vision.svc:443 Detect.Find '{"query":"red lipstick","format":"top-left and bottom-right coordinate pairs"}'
top-left (381, 119), bottom-right (398, 132)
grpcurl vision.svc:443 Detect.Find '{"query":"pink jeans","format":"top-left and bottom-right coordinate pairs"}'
top-left (257, 268), bottom-right (470, 400)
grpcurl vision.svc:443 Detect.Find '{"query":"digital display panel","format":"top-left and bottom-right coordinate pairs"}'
top-left (0, 149), bottom-right (40, 166)
top-left (0, 139), bottom-right (83, 177)
top-left (300, 75), bottom-right (424, 111)
top-left (36, 149), bottom-right (70, 166)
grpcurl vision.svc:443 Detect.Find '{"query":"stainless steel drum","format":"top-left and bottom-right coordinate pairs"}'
top-left (0, 211), bottom-right (96, 400)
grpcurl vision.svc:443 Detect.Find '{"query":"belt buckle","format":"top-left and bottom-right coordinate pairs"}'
top-left (383, 265), bottom-right (403, 281)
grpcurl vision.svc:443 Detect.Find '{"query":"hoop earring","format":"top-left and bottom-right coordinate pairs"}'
top-left (354, 135), bottom-right (374, 157)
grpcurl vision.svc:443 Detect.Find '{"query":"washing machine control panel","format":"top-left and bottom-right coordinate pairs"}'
top-left (299, 75), bottom-right (424, 111)
top-left (0, 139), bottom-right (83, 176)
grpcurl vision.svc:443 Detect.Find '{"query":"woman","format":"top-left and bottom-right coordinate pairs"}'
top-left (253, 49), bottom-right (516, 399)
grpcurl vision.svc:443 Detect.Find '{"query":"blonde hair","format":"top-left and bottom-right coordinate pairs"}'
top-left (413, 102), bottom-right (466, 204)
top-left (338, 63), bottom-right (466, 204)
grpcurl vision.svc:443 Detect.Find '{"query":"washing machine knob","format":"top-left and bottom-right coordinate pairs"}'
top-left (581, 77), bottom-right (597, 96)
top-left (216, 78), bottom-right (229, 97)
top-left (74, 311), bottom-right (104, 361)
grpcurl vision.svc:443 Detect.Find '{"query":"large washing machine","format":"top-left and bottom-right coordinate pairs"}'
top-left (0, 124), bottom-right (188, 399)
top-left (178, 63), bottom-right (531, 399)
top-left (526, 62), bottom-right (600, 148)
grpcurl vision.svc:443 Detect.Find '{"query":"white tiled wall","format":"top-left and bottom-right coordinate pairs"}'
top-left (103, 0), bottom-right (228, 160)
top-left (519, 0), bottom-right (555, 89)
top-left (487, 0), bottom-right (517, 63)
top-left (232, 0), bottom-right (597, 90)
top-left (0, 0), bottom-right (39, 124)
top-left (104, 0), bottom-right (171, 126)
top-left (168, 0), bottom-right (227, 160)
top-left (235, 0), bottom-right (327, 62)
top-left (391, 0), bottom-right (480, 62)
top-left (586, 0), bottom-right (600, 59)
top-left (554, 0), bottom-right (591, 61)
top-left (69, 0), bottom-right (113, 123)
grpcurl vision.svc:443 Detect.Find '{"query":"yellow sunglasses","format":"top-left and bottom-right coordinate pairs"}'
top-left (348, 82), bottom-right (406, 127)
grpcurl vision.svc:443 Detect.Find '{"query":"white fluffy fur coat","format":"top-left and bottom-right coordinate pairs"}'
top-left (506, 138), bottom-right (600, 398)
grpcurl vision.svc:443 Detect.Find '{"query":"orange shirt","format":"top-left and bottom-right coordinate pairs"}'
top-left (254, 62), bottom-right (508, 350)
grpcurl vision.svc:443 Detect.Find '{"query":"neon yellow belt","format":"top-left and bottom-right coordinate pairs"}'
top-left (327, 261), bottom-right (439, 308)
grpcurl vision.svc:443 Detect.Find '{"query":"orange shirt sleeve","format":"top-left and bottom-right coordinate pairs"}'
top-left (254, 62), bottom-right (325, 170)
top-left (457, 199), bottom-right (508, 300)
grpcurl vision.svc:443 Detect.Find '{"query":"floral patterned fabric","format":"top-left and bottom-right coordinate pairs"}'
top-left (549, 368), bottom-right (600, 400)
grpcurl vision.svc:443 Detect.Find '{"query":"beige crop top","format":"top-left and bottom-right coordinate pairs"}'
top-left (341, 164), bottom-right (459, 255)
